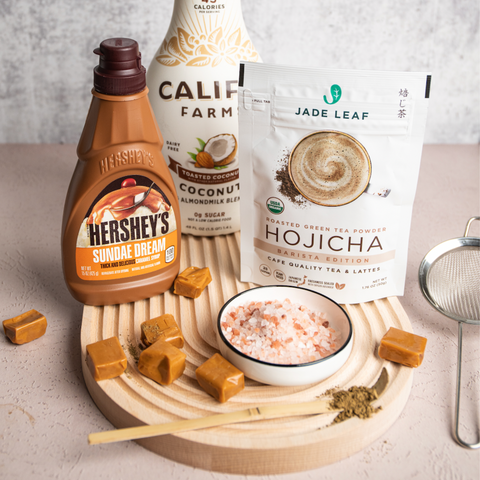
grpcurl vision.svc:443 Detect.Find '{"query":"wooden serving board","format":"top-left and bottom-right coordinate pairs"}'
top-left (81, 232), bottom-right (414, 475)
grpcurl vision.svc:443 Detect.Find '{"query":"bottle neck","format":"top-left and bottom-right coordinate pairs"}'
top-left (92, 87), bottom-right (149, 102)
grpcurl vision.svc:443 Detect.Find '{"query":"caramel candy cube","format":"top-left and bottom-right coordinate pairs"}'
top-left (174, 266), bottom-right (212, 299)
top-left (86, 336), bottom-right (127, 381)
top-left (378, 327), bottom-right (427, 368)
top-left (3, 309), bottom-right (47, 345)
top-left (196, 353), bottom-right (244, 403)
top-left (141, 314), bottom-right (184, 348)
top-left (138, 339), bottom-right (186, 385)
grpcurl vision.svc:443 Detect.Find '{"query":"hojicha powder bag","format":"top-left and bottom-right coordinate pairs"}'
top-left (238, 62), bottom-right (431, 304)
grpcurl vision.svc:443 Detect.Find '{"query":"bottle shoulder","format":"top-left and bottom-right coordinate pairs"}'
top-left (77, 94), bottom-right (164, 158)
top-left (149, 1), bottom-right (260, 72)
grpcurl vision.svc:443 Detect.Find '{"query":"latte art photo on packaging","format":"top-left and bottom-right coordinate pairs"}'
top-left (289, 131), bottom-right (372, 207)
top-left (238, 62), bottom-right (431, 304)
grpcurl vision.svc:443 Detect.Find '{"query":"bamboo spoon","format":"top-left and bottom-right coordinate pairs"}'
top-left (88, 368), bottom-right (388, 445)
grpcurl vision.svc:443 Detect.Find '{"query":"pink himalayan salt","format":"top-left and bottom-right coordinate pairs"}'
top-left (220, 299), bottom-right (339, 365)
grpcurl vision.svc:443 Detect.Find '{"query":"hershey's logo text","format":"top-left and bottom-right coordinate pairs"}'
top-left (99, 149), bottom-right (154, 174)
top-left (89, 212), bottom-right (170, 247)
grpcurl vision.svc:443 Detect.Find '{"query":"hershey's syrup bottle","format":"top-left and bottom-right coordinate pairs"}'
top-left (62, 38), bottom-right (181, 306)
top-left (147, 0), bottom-right (260, 236)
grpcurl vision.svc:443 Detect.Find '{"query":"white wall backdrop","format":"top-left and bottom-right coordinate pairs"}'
top-left (0, 0), bottom-right (478, 144)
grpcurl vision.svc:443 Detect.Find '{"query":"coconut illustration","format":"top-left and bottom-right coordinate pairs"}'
top-left (190, 134), bottom-right (238, 169)
top-left (204, 134), bottom-right (237, 166)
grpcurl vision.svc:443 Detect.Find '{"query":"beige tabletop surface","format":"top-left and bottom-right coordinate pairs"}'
top-left (1, 144), bottom-right (479, 479)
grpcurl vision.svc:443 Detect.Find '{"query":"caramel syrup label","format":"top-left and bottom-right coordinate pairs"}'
top-left (76, 175), bottom-right (178, 281)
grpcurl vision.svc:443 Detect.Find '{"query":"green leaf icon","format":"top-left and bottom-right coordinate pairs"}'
top-left (196, 138), bottom-right (206, 150)
top-left (188, 138), bottom-right (206, 161)
top-left (324, 84), bottom-right (342, 105)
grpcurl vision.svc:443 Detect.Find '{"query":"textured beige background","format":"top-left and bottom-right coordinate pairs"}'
top-left (0, 0), bottom-right (479, 144)
top-left (0, 0), bottom-right (479, 478)
top-left (0, 144), bottom-right (479, 479)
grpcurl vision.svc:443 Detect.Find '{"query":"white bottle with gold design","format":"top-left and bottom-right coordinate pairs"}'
top-left (147, 0), bottom-right (260, 236)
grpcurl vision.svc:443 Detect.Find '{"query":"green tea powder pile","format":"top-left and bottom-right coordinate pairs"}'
top-left (329, 385), bottom-right (382, 424)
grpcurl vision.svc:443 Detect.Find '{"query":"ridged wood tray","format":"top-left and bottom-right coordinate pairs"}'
top-left (81, 232), bottom-right (413, 475)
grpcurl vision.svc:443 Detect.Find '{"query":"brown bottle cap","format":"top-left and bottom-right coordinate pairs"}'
top-left (93, 38), bottom-right (146, 95)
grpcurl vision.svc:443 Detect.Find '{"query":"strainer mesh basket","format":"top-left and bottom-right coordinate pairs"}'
top-left (425, 246), bottom-right (480, 322)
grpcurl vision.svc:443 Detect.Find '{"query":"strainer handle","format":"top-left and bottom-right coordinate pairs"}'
top-left (463, 216), bottom-right (480, 237)
top-left (454, 322), bottom-right (480, 449)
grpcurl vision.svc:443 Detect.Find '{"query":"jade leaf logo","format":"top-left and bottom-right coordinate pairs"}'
top-left (324, 84), bottom-right (342, 105)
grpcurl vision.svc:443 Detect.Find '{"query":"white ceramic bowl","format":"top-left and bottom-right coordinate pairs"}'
top-left (216, 285), bottom-right (353, 386)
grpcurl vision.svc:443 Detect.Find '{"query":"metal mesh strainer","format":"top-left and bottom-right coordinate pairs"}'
top-left (419, 216), bottom-right (480, 449)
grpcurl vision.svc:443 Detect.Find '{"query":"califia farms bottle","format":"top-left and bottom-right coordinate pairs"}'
top-left (147, 0), bottom-right (260, 236)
